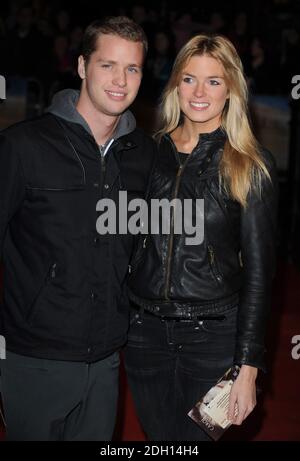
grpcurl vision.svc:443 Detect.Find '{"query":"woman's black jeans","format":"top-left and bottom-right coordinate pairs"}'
top-left (124, 303), bottom-right (238, 441)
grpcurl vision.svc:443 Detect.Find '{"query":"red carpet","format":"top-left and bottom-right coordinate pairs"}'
top-left (1, 261), bottom-right (300, 441)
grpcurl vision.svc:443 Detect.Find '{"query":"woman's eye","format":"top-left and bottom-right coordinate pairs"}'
top-left (209, 80), bottom-right (220, 85)
top-left (183, 77), bottom-right (193, 84)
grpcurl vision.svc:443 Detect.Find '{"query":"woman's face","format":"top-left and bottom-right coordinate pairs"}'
top-left (177, 54), bottom-right (229, 132)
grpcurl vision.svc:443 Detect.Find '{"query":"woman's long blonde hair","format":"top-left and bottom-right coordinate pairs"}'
top-left (157, 34), bottom-right (270, 208)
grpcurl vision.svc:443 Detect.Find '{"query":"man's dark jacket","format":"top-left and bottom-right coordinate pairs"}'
top-left (0, 90), bottom-right (157, 362)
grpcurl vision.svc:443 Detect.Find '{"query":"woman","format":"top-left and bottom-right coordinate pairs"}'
top-left (124, 34), bottom-right (277, 441)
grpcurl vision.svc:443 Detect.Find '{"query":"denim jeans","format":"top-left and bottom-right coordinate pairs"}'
top-left (124, 303), bottom-right (238, 441)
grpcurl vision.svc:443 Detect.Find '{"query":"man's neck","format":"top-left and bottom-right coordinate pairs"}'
top-left (76, 96), bottom-right (120, 146)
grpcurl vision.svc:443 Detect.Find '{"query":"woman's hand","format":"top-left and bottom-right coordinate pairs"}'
top-left (227, 365), bottom-right (258, 425)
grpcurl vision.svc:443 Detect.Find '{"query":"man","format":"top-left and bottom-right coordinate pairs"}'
top-left (0, 16), bottom-right (157, 441)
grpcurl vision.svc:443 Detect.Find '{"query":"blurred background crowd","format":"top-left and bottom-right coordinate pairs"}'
top-left (0, 0), bottom-right (299, 102)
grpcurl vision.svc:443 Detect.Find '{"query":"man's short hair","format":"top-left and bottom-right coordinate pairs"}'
top-left (81, 16), bottom-right (148, 64)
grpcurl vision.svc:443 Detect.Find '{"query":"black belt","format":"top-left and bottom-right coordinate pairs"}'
top-left (141, 305), bottom-right (226, 321)
top-left (130, 292), bottom-right (239, 321)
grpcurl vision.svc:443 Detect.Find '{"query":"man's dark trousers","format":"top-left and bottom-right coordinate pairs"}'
top-left (0, 350), bottom-right (119, 441)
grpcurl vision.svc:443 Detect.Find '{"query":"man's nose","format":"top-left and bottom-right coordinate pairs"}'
top-left (112, 69), bottom-right (127, 87)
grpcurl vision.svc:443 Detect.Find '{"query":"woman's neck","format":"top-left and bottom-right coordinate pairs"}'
top-left (171, 122), bottom-right (221, 153)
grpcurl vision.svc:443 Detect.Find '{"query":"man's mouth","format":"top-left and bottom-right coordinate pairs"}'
top-left (105, 90), bottom-right (127, 100)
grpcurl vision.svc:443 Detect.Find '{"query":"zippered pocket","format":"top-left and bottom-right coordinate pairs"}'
top-left (207, 245), bottom-right (223, 285)
top-left (128, 236), bottom-right (148, 275)
top-left (25, 262), bottom-right (57, 323)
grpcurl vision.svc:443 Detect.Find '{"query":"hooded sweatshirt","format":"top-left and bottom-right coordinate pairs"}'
top-left (46, 88), bottom-right (137, 155)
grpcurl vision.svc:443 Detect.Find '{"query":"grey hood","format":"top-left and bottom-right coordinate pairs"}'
top-left (46, 89), bottom-right (137, 142)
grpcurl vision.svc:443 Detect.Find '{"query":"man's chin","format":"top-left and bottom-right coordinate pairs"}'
top-left (102, 103), bottom-right (129, 117)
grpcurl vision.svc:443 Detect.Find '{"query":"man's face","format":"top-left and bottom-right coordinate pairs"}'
top-left (78, 34), bottom-right (144, 117)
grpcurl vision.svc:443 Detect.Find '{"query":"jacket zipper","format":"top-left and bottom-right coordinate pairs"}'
top-left (99, 142), bottom-right (107, 188)
top-left (207, 245), bottom-right (223, 284)
top-left (164, 139), bottom-right (191, 300)
top-left (49, 262), bottom-right (57, 280)
top-left (101, 154), bottom-right (106, 179)
top-left (26, 262), bottom-right (57, 321)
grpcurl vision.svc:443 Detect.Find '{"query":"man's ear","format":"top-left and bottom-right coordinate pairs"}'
top-left (78, 55), bottom-right (86, 79)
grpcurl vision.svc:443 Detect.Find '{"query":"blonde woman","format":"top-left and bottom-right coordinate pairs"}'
top-left (124, 34), bottom-right (278, 441)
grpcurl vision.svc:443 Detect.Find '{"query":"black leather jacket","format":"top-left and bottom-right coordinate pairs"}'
top-left (128, 127), bottom-right (278, 371)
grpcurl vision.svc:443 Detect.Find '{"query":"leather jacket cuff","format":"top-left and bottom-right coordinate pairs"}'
top-left (234, 342), bottom-right (267, 373)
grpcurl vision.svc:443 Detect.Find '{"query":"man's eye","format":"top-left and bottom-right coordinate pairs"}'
top-left (128, 67), bottom-right (139, 73)
top-left (101, 64), bottom-right (111, 69)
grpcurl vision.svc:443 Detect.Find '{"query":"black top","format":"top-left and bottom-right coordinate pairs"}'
top-left (178, 151), bottom-right (190, 165)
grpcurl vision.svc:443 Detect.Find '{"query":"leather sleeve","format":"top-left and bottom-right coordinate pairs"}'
top-left (234, 149), bottom-right (278, 372)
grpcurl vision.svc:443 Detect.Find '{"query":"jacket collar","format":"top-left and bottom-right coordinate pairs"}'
top-left (197, 126), bottom-right (227, 142)
top-left (47, 89), bottom-right (137, 146)
top-left (164, 125), bottom-right (227, 146)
